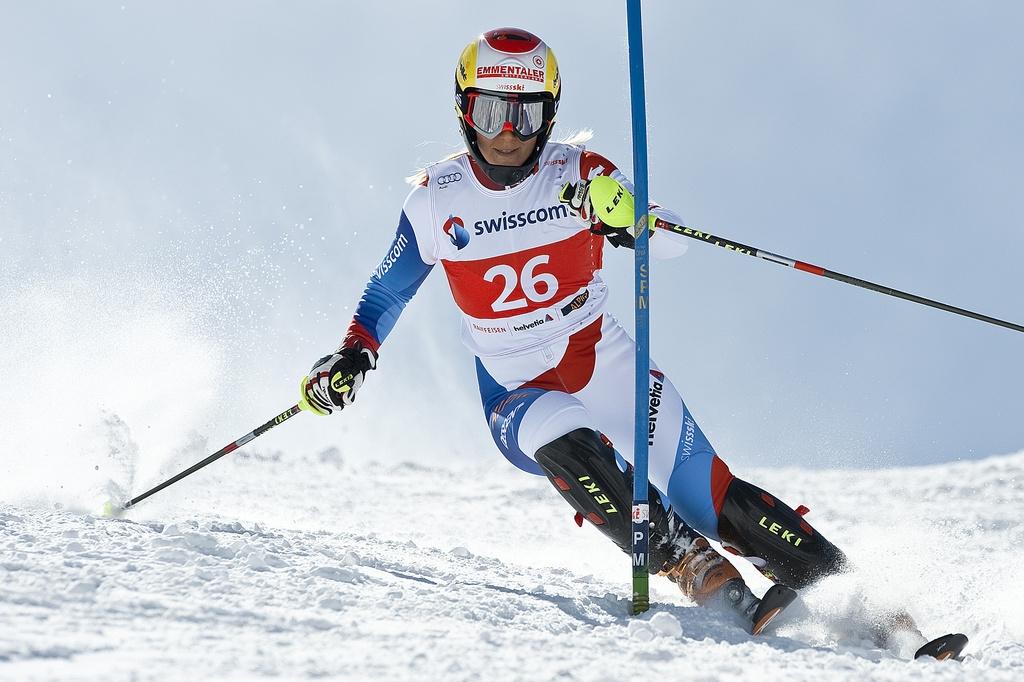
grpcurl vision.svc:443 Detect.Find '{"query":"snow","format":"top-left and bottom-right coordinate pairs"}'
top-left (2, 441), bottom-right (1023, 681)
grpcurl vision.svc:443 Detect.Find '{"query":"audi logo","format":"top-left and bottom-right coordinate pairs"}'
top-left (437, 172), bottom-right (463, 186)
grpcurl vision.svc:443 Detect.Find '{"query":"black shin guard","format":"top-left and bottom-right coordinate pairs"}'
top-left (535, 428), bottom-right (696, 573)
top-left (717, 477), bottom-right (848, 588)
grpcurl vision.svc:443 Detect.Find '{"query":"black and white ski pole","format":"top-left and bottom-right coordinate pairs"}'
top-left (117, 403), bottom-right (304, 512)
top-left (651, 217), bottom-right (1024, 334)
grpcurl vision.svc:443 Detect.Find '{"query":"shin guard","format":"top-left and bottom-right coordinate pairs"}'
top-left (717, 477), bottom-right (848, 588)
top-left (535, 428), bottom-right (696, 573)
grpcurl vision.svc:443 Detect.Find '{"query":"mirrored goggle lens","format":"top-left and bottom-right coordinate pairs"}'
top-left (467, 94), bottom-right (546, 140)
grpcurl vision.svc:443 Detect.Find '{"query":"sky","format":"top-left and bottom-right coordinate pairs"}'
top-left (1, 1), bottom-right (1022, 481)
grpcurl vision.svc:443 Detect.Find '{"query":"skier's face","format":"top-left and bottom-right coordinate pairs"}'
top-left (476, 129), bottom-right (537, 168)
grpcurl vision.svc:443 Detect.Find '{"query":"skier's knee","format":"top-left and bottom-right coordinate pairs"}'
top-left (534, 428), bottom-right (696, 573)
top-left (717, 477), bottom-right (848, 588)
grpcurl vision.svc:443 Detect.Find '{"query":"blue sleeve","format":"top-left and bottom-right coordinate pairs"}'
top-left (344, 209), bottom-right (434, 351)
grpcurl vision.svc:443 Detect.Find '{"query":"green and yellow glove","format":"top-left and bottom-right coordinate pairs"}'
top-left (299, 344), bottom-right (377, 416)
top-left (559, 175), bottom-right (648, 248)
top-left (587, 175), bottom-right (636, 228)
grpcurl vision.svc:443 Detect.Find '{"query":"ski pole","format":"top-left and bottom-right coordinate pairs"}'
top-left (651, 217), bottom-right (1024, 334)
top-left (120, 403), bottom-right (304, 511)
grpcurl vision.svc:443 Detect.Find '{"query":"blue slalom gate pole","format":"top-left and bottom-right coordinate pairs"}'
top-left (626, 0), bottom-right (651, 615)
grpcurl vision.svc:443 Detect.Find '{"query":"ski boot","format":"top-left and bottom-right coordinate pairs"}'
top-left (714, 476), bottom-right (967, 656)
top-left (662, 537), bottom-right (796, 634)
top-left (535, 429), bottom-right (796, 634)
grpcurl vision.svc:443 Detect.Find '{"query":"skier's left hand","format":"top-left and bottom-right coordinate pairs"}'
top-left (559, 180), bottom-right (600, 225)
top-left (299, 343), bottom-right (377, 415)
top-left (560, 176), bottom-right (637, 248)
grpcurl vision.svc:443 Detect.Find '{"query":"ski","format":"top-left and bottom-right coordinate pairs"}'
top-left (750, 584), bottom-right (799, 635)
top-left (869, 607), bottom-right (970, 662)
top-left (719, 580), bottom-right (798, 635)
top-left (914, 633), bottom-right (969, 661)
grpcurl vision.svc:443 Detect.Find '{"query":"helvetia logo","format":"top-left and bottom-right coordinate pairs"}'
top-left (511, 314), bottom-right (554, 333)
top-left (443, 215), bottom-right (470, 250)
top-left (648, 374), bottom-right (664, 447)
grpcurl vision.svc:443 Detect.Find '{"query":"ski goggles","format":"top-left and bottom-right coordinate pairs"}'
top-left (461, 91), bottom-right (554, 141)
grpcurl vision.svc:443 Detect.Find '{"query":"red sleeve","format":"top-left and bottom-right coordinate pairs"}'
top-left (342, 321), bottom-right (380, 353)
top-left (579, 150), bottom-right (619, 181)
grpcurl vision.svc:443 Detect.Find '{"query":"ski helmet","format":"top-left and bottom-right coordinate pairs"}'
top-left (455, 28), bottom-right (561, 186)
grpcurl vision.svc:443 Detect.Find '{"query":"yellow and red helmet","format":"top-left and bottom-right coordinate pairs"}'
top-left (455, 28), bottom-right (561, 186)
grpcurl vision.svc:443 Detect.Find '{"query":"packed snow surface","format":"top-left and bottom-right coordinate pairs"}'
top-left (2, 436), bottom-right (1023, 681)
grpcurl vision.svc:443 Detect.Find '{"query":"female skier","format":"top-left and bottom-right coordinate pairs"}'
top-left (299, 28), bottom-right (846, 634)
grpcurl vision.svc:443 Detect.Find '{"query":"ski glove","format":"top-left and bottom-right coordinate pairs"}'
top-left (299, 344), bottom-right (377, 416)
top-left (559, 179), bottom-right (601, 225)
top-left (559, 176), bottom-right (639, 249)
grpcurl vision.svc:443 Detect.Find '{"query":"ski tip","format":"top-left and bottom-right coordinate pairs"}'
top-left (752, 607), bottom-right (783, 635)
top-left (914, 633), bottom-right (969, 661)
top-left (751, 584), bottom-right (798, 635)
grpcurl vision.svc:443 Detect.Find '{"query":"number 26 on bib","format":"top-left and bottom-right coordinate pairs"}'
top-left (484, 255), bottom-right (559, 312)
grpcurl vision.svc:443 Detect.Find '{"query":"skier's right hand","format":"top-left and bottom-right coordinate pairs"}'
top-left (299, 343), bottom-right (377, 416)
